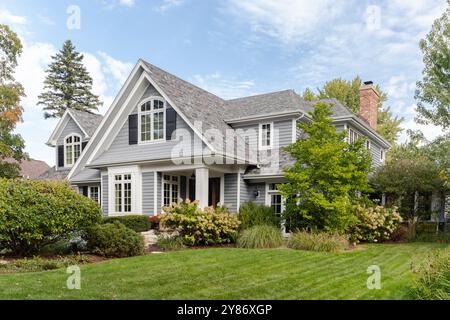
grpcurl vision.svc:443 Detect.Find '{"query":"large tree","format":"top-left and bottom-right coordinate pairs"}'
top-left (279, 102), bottom-right (372, 232)
top-left (415, 2), bottom-right (450, 130)
top-left (0, 24), bottom-right (26, 178)
top-left (38, 40), bottom-right (102, 119)
top-left (302, 76), bottom-right (404, 144)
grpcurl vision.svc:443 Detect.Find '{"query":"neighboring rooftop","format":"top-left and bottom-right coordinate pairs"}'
top-left (36, 167), bottom-right (70, 181)
top-left (5, 158), bottom-right (50, 180)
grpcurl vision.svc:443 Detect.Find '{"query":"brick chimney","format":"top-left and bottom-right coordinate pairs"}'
top-left (359, 81), bottom-right (379, 130)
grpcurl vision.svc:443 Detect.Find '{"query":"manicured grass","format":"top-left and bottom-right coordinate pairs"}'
top-left (0, 243), bottom-right (447, 300)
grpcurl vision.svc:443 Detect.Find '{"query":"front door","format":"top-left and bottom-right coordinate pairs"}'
top-left (208, 178), bottom-right (221, 208)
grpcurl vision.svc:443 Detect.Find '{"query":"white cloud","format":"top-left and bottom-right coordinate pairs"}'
top-left (226, 0), bottom-right (349, 43)
top-left (155, 0), bottom-right (185, 13)
top-left (119, 0), bottom-right (135, 7)
top-left (0, 9), bottom-right (27, 25)
top-left (399, 118), bottom-right (444, 143)
top-left (98, 51), bottom-right (133, 85)
top-left (191, 72), bottom-right (256, 99)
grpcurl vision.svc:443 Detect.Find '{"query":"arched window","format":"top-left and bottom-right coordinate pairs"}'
top-left (138, 98), bottom-right (165, 142)
top-left (64, 134), bottom-right (82, 167)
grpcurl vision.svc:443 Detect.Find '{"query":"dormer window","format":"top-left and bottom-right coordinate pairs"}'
top-left (139, 98), bottom-right (165, 143)
top-left (64, 134), bottom-right (81, 167)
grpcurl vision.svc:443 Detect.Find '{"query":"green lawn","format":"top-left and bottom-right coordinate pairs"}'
top-left (0, 243), bottom-right (447, 300)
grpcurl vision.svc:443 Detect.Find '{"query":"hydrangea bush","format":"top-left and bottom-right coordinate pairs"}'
top-left (350, 205), bottom-right (402, 244)
top-left (160, 200), bottom-right (240, 246)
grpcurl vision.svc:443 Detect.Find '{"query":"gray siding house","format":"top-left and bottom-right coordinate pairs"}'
top-left (45, 59), bottom-right (391, 217)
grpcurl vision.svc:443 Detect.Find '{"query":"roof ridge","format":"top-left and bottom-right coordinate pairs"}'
top-left (226, 89), bottom-right (295, 102)
top-left (141, 59), bottom-right (226, 103)
top-left (69, 108), bottom-right (103, 118)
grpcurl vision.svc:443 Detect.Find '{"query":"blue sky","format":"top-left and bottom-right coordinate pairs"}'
top-left (0, 0), bottom-right (447, 166)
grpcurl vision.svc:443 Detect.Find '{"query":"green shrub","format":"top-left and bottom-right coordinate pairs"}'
top-left (411, 249), bottom-right (450, 300)
top-left (160, 200), bottom-right (240, 246)
top-left (411, 232), bottom-right (450, 243)
top-left (103, 215), bottom-right (151, 232)
top-left (0, 255), bottom-right (89, 274)
top-left (0, 179), bottom-right (101, 256)
top-left (156, 235), bottom-right (185, 251)
top-left (416, 222), bottom-right (439, 235)
top-left (350, 205), bottom-right (402, 244)
top-left (237, 225), bottom-right (284, 249)
top-left (389, 223), bottom-right (411, 242)
top-left (86, 222), bottom-right (144, 258)
top-left (238, 202), bottom-right (280, 230)
top-left (288, 230), bottom-right (348, 252)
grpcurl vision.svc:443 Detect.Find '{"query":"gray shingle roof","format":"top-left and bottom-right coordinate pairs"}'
top-left (69, 109), bottom-right (103, 137)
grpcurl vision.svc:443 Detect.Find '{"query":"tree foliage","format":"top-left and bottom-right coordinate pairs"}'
top-left (301, 76), bottom-right (404, 144)
top-left (0, 24), bottom-right (26, 178)
top-left (279, 102), bottom-right (372, 232)
top-left (38, 40), bottom-right (102, 119)
top-left (415, 2), bottom-right (450, 130)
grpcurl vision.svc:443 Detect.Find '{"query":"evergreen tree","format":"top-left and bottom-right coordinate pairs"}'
top-left (279, 102), bottom-right (372, 232)
top-left (0, 24), bottom-right (26, 178)
top-left (301, 76), bottom-right (404, 144)
top-left (415, 2), bottom-right (450, 130)
top-left (38, 40), bottom-right (102, 119)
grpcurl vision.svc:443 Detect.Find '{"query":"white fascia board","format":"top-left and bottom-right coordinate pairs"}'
top-left (226, 111), bottom-right (303, 125)
top-left (66, 110), bottom-right (90, 139)
top-left (46, 110), bottom-right (70, 146)
top-left (67, 60), bottom-right (145, 180)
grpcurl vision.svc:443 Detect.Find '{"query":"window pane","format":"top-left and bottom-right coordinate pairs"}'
top-left (141, 114), bottom-right (151, 141)
top-left (124, 183), bottom-right (132, 212)
top-left (90, 187), bottom-right (99, 203)
top-left (74, 144), bottom-right (81, 162)
top-left (172, 184), bottom-right (178, 203)
top-left (164, 183), bottom-right (171, 206)
top-left (115, 175), bottom-right (122, 181)
top-left (153, 100), bottom-right (164, 110)
top-left (153, 112), bottom-right (164, 140)
top-left (65, 145), bottom-right (73, 165)
top-left (115, 183), bottom-right (122, 212)
top-left (74, 136), bottom-right (80, 142)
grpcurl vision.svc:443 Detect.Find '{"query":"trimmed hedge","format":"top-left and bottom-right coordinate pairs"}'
top-left (0, 179), bottom-right (101, 256)
top-left (103, 215), bottom-right (152, 232)
top-left (86, 222), bottom-right (144, 258)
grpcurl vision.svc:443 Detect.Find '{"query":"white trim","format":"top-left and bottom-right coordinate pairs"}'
top-left (258, 122), bottom-right (274, 151)
top-left (46, 110), bottom-right (89, 146)
top-left (225, 111), bottom-right (303, 124)
top-left (68, 61), bottom-right (147, 180)
top-left (153, 171), bottom-right (158, 215)
top-left (219, 173), bottom-right (225, 206)
top-left (137, 96), bottom-right (166, 144)
top-left (292, 118), bottom-right (297, 143)
top-left (107, 165), bottom-right (142, 216)
top-left (236, 173), bottom-right (241, 211)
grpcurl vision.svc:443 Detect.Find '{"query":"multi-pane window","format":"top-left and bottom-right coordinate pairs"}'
top-left (260, 123), bottom-right (272, 149)
top-left (114, 174), bottom-right (132, 213)
top-left (268, 183), bottom-right (283, 216)
top-left (163, 175), bottom-right (179, 207)
top-left (89, 186), bottom-right (99, 203)
top-left (366, 140), bottom-right (371, 150)
top-left (380, 149), bottom-right (385, 162)
top-left (348, 128), bottom-right (363, 144)
top-left (139, 99), bottom-right (165, 142)
top-left (64, 134), bottom-right (82, 167)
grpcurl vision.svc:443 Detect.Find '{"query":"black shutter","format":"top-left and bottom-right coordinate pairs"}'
top-left (128, 114), bottom-right (138, 145)
top-left (166, 108), bottom-right (177, 140)
top-left (58, 145), bottom-right (64, 167)
top-left (180, 176), bottom-right (187, 201)
top-left (82, 141), bottom-right (88, 151)
top-left (82, 186), bottom-right (89, 197)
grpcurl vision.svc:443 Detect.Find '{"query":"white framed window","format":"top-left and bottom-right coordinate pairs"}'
top-left (88, 186), bottom-right (100, 204)
top-left (64, 134), bottom-right (82, 167)
top-left (259, 122), bottom-right (273, 150)
top-left (114, 174), bottom-right (132, 213)
top-left (365, 140), bottom-right (371, 150)
top-left (138, 98), bottom-right (165, 143)
top-left (163, 175), bottom-right (179, 207)
top-left (348, 128), bottom-right (362, 144)
top-left (267, 183), bottom-right (284, 217)
top-left (380, 149), bottom-right (385, 162)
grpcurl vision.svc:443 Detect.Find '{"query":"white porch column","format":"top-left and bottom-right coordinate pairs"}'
top-left (196, 167), bottom-right (209, 209)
